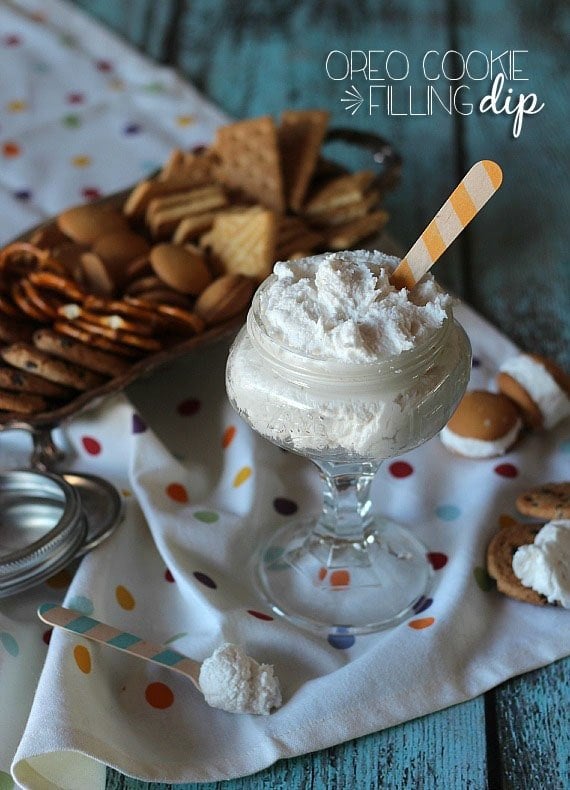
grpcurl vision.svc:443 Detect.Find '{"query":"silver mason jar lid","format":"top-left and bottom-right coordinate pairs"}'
top-left (0, 469), bottom-right (122, 597)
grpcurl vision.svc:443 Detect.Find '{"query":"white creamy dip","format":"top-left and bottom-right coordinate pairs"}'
top-left (259, 251), bottom-right (450, 362)
top-left (512, 520), bottom-right (570, 608)
top-left (226, 250), bottom-right (468, 460)
top-left (199, 643), bottom-right (282, 715)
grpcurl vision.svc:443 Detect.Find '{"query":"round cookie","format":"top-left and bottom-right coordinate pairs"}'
top-left (516, 482), bottom-right (570, 520)
top-left (497, 353), bottom-right (570, 430)
top-left (486, 523), bottom-right (548, 606)
top-left (440, 390), bottom-right (522, 459)
top-left (92, 230), bottom-right (150, 290)
top-left (57, 205), bottom-right (128, 245)
top-left (150, 243), bottom-right (212, 295)
top-left (195, 273), bottom-right (254, 325)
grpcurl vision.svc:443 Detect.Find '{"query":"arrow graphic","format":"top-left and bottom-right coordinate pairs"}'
top-left (341, 84), bottom-right (364, 115)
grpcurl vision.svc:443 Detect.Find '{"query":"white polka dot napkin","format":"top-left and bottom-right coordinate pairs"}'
top-left (0, 2), bottom-right (569, 788)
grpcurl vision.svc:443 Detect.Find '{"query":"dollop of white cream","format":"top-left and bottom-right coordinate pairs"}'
top-left (259, 250), bottom-right (450, 362)
top-left (439, 418), bottom-right (522, 458)
top-left (199, 643), bottom-right (282, 715)
top-left (512, 520), bottom-right (570, 607)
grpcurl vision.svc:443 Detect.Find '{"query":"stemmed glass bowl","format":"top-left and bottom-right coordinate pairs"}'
top-left (226, 274), bottom-right (471, 635)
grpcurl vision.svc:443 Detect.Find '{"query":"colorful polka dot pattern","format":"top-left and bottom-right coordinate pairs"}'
top-left (222, 425), bottom-right (236, 448)
top-left (328, 627), bottom-right (355, 650)
top-left (166, 483), bottom-right (189, 503)
top-left (81, 436), bottom-right (101, 455)
top-left (388, 461), bottom-right (414, 478)
top-left (435, 504), bottom-right (461, 521)
top-left (116, 585), bottom-right (136, 610)
top-left (145, 682), bottom-right (174, 709)
top-left (74, 644), bottom-right (91, 673)
top-left (193, 510), bottom-right (219, 523)
top-left (233, 466), bottom-right (252, 487)
top-left (494, 463), bottom-right (518, 478)
top-left (0, 632), bottom-right (19, 657)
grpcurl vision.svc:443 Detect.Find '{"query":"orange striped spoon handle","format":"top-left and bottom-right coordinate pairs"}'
top-left (391, 160), bottom-right (503, 290)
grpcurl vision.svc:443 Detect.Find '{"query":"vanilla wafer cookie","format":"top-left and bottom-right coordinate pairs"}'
top-left (57, 205), bottom-right (128, 245)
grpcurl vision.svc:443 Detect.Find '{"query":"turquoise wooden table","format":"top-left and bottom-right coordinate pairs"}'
top-left (69, 1), bottom-right (569, 787)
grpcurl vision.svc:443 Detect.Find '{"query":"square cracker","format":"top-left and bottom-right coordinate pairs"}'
top-left (279, 109), bottom-right (329, 211)
top-left (213, 117), bottom-right (285, 214)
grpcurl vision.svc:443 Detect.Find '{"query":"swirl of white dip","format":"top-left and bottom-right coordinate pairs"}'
top-left (512, 520), bottom-right (570, 607)
top-left (199, 643), bottom-right (282, 715)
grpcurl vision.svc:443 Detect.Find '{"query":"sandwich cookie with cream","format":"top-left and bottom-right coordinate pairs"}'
top-left (440, 389), bottom-right (522, 458)
top-left (497, 353), bottom-right (570, 430)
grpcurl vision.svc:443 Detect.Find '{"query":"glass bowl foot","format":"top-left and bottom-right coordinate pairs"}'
top-left (255, 516), bottom-right (434, 635)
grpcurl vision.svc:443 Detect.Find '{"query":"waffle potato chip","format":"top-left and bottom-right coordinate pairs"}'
top-left (201, 207), bottom-right (277, 280)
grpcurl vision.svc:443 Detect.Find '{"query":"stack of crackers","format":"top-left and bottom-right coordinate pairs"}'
top-left (0, 110), bottom-right (392, 420)
top-left (126, 110), bottom-right (390, 280)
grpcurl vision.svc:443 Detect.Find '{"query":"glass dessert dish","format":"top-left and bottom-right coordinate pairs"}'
top-left (226, 252), bottom-right (471, 634)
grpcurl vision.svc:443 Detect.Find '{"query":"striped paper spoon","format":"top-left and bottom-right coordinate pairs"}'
top-left (38, 602), bottom-right (202, 691)
top-left (390, 160), bottom-right (503, 290)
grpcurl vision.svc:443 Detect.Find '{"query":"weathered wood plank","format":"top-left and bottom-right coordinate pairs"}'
top-left (453, 0), bottom-right (570, 368)
top-left (490, 659), bottom-right (569, 790)
top-left (105, 697), bottom-right (487, 789)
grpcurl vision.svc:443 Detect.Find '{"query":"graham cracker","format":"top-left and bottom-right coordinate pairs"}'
top-left (213, 117), bottom-right (285, 213)
top-left (279, 109), bottom-right (329, 211)
top-left (158, 148), bottom-right (217, 185)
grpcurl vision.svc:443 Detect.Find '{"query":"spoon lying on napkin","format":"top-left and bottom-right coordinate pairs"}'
top-left (38, 603), bottom-right (281, 715)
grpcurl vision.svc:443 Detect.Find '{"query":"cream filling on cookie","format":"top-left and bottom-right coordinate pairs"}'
top-left (500, 355), bottom-right (570, 430)
top-left (439, 418), bottom-right (522, 458)
top-left (512, 519), bottom-right (570, 608)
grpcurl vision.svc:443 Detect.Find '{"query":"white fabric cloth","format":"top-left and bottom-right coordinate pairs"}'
top-left (0, 1), bottom-right (568, 788)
